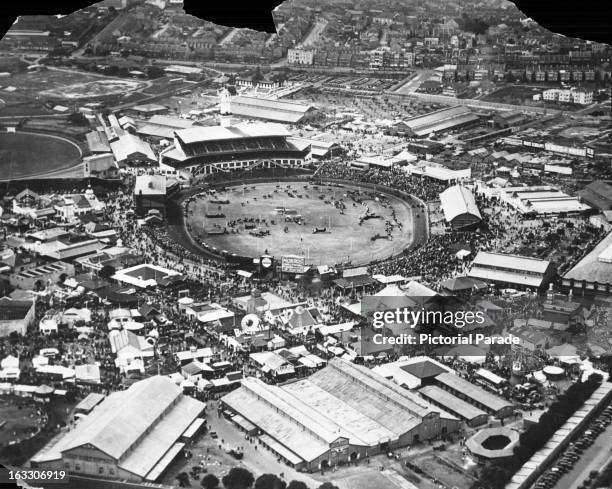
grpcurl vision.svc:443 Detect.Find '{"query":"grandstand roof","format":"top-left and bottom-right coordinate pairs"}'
top-left (230, 96), bottom-right (315, 124)
top-left (403, 106), bottom-right (479, 137)
top-left (175, 122), bottom-right (292, 145)
top-left (439, 185), bottom-right (482, 224)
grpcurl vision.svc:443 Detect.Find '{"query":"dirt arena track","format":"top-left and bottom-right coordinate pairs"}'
top-left (185, 180), bottom-right (418, 267)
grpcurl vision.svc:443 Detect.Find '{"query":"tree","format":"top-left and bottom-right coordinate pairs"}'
top-left (222, 467), bottom-right (254, 489)
top-left (201, 474), bottom-right (220, 489)
top-left (287, 482), bottom-right (309, 489)
top-left (67, 112), bottom-right (89, 126)
top-left (176, 472), bottom-right (190, 487)
top-left (99, 265), bottom-right (116, 281)
top-left (147, 65), bottom-right (166, 79)
top-left (254, 474), bottom-right (286, 489)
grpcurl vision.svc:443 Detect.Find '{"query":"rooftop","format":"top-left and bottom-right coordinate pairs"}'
top-left (175, 122), bottom-right (291, 145)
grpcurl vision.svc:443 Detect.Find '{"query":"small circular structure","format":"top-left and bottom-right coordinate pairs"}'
top-left (466, 427), bottom-right (520, 463)
top-left (543, 365), bottom-right (565, 381)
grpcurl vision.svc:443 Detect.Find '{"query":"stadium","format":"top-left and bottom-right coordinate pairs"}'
top-left (162, 114), bottom-right (424, 268)
top-left (160, 122), bottom-right (311, 177)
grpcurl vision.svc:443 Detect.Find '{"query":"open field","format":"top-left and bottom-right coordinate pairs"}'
top-left (558, 125), bottom-right (602, 139)
top-left (4, 70), bottom-right (145, 100)
top-left (0, 132), bottom-right (82, 180)
top-left (481, 84), bottom-right (585, 111)
top-left (40, 78), bottom-right (145, 100)
top-left (186, 181), bottom-right (415, 266)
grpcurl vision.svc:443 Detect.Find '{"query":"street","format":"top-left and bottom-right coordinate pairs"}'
top-left (551, 422), bottom-right (612, 489)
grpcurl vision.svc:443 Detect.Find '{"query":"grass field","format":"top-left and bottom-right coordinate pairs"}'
top-left (0, 400), bottom-right (42, 444)
top-left (187, 181), bottom-right (415, 266)
top-left (0, 132), bottom-right (82, 180)
top-left (5, 70), bottom-right (145, 100)
top-left (412, 454), bottom-right (475, 489)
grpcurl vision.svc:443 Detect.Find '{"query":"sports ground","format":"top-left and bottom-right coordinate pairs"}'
top-left (0, 132), bottom-right (83, 181)
top-left (186, 181), bottom-right (416, 266)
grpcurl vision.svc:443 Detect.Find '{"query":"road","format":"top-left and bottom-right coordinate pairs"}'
top-left (390, 68), bottom-right (564, 114)
top-left (206, 407), bottom-right (418, 489)
top-left (298, 20), bottom-right (328, 48)
top-left (218, 27), bottom-right (239, 46)
top-left (551, 422), bottom-right (612, 489)
top-left (393, 69), bottom-right (433, 94)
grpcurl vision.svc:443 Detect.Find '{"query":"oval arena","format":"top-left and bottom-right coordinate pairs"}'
top-left (178, 177), bottom-right (423, 267)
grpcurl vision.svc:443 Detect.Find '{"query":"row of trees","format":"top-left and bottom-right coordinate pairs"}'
top-left (472, 373), bottom-right (604, 489)
top-left (182, 467), bottom-right (340, 489)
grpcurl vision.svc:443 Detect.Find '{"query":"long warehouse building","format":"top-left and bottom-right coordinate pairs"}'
top-left (467, 251), bottom-right (555, 292)
top-left (222, 358), bottom-right (460, 471)
top-left (435, 372), bottom-right (514, 419)
top-left (230, 96), bottom-right (317, 124)
top-left (400, 106), bottom-right (480, 138)
top-left (30, 376), bottom-right (205, 482)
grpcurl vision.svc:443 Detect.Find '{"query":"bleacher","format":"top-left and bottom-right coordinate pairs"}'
top-left (181, 136), bottom-right (294, 158)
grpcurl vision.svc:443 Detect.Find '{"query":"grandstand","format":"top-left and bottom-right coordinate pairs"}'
top-left (399, 106), bottom-right (480, 138)
top-left (439, 185), bottom-right (482, 230)
top-left (160, 122), bottom-right (310, 176)
top-left (230, 96), bottom-right (317, 124)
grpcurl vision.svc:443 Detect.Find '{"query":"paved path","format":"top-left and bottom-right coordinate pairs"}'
top-left (218, 27), bottom-right (239, 46)
top-left (392, 69), bottom-right (433, 94)
top-left (298, 20), bottom-right (327, 48)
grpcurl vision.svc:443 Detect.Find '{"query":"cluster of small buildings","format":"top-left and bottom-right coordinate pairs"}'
top-left (538, 88), bottom-right (593, 105)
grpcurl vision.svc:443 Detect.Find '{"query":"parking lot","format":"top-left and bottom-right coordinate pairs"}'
top-left (533, 404), bottom-right (612, 489)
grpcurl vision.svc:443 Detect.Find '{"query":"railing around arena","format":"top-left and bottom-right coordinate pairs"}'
top-left (168, 170), bottom-right (430, 268)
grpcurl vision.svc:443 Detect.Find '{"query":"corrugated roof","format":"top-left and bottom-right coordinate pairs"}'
top-left (404, 106), bottom-right (478, 136)
top-left (176, 122), bottom-right (291, 145)
top-left (230, 97), bottom-right (314, 124)
top-left (471, 251), bottom-right (550, 274)
top-left (32, 376), bottom-right (204, 475)
top-left (435, 372), bottom-right (513, 413)
top-left (439, 185), bottom-right (482, 223)
top-left (110, 134), bottom-right (155, 162)
top-left (86, 131), bottom-right (111, 153)
top-left (419, 385), bottom-right (487, 421)
top-left (222, 358), bottom-right (455, 462)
